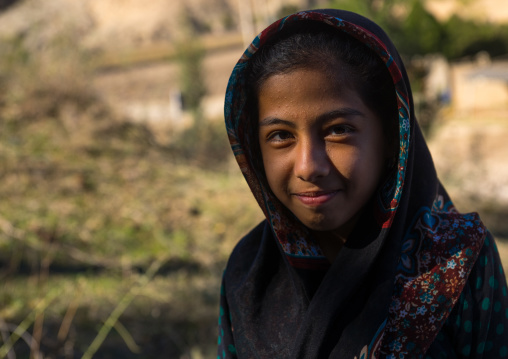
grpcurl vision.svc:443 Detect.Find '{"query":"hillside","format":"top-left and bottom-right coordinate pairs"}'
top-left (1, 0), bottom-right (507, 71)
top-left (0, 0), bottom-right (319, 52)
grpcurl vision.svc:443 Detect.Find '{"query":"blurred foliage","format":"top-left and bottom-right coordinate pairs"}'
top-left (441, 15), bottom-right (508, 59)
top-left (0, 28), bottom-right (261, 358)
top-left (394, 1), bottom-right (443, 55)
top-left (222, 12), bottom-right (237, 31)
top-left (175, 38), bottom-right (207, 113)
top-left (277, 4), bottom-right (301, 19)
top-left (327, 0), bottom-right (508, 59)
top-left (170, 119), bottom-right (232, 169)
top-left (175, 11), bottom-right (208, 114)
top-left (0, 31), bottom-right (101, 123)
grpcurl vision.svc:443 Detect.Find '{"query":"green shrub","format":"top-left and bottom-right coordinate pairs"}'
top-left (175, 39), bottom-right (207, 113)
top-left (170, 118), bottom-right (231, 169)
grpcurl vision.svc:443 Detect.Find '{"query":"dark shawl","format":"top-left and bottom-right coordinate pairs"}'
top-left (219, 9), bottom-right (508, 359)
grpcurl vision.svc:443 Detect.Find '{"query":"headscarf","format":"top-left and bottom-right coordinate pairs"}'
top-left (219, 9), bottom-right (508, 358)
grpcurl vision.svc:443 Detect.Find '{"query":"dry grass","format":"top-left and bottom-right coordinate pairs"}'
top-left (0, 27), bottom-right (266, 358)
top-left (0, 108), bottom-right (263, 357)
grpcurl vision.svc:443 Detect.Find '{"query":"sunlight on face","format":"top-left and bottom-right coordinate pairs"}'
top-left (258, 67), bottom-right (388, 240)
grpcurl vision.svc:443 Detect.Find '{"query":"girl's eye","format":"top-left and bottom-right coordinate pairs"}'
top-left (328, 125), bottom-right (353, 136)
top-left (267, 131), bottom-right (293, 142)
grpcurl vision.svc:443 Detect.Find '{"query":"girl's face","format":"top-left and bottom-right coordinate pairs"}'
top-left (258, 67), bottom-right (389, 239)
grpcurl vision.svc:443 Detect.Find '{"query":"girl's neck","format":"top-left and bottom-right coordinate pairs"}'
top-left (314, 232), bottom-right (347, 263)
top-left (312, 213), bottom-right (359, 263)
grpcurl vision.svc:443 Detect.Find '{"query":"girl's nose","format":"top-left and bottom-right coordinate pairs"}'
top-left (294, 139), bottom-right (330, 182)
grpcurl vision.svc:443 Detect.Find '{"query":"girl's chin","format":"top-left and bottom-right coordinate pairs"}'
top-left (302, 219), bottom-right (347, 233)
top-left (300, 214), bottom-right (360, 239)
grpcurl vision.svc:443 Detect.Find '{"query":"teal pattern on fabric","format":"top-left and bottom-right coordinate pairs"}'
top-left (217, 276), bottom-right (238, 359)
top-left (426, 234), bottom-right (508, 358)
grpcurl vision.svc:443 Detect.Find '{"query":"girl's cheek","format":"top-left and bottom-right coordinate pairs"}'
top-left (328, 146), bottom-right (359, 178)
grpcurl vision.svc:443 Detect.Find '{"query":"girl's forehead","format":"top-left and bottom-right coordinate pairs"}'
top-left (258, 66), bottom-right (352, 98)
top-left (257, 67), bottom-right (379, 127)
top-left (254, 58), bottom-right (355, 95)
top-left (255, 64), bottom-right (378, 120)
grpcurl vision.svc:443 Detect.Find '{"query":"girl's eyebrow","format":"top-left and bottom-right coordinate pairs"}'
top-left (317, 108), bottom-right (365, 123)
top-left (259, 108), bottom-right (365, 127)
top-left (259, 118), bottom-right (296, 128)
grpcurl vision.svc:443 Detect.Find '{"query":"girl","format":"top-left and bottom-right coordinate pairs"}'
top-left (219, 9), bottom-right (508, 358)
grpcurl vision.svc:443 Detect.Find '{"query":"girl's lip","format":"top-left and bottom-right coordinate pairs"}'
top-left (293, 190), bottom-right (339, 206)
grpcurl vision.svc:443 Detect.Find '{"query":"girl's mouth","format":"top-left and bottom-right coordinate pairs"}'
top-left (293, 190), bottom-right (339, 206)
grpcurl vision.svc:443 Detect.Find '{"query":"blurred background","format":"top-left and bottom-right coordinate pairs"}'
top-left (0, 0), bottom-right (507, 357)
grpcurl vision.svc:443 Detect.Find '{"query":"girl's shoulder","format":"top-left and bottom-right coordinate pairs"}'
top-left (223, 220), bottom-right (287, 292)
top-left (223, 220), bottom-right (270, 278)
top-left (228, 220), bottom-right (267, 261)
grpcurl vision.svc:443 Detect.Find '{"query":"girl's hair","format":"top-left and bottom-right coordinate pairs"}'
top-left (246, 21), bottom-right (399, 165)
